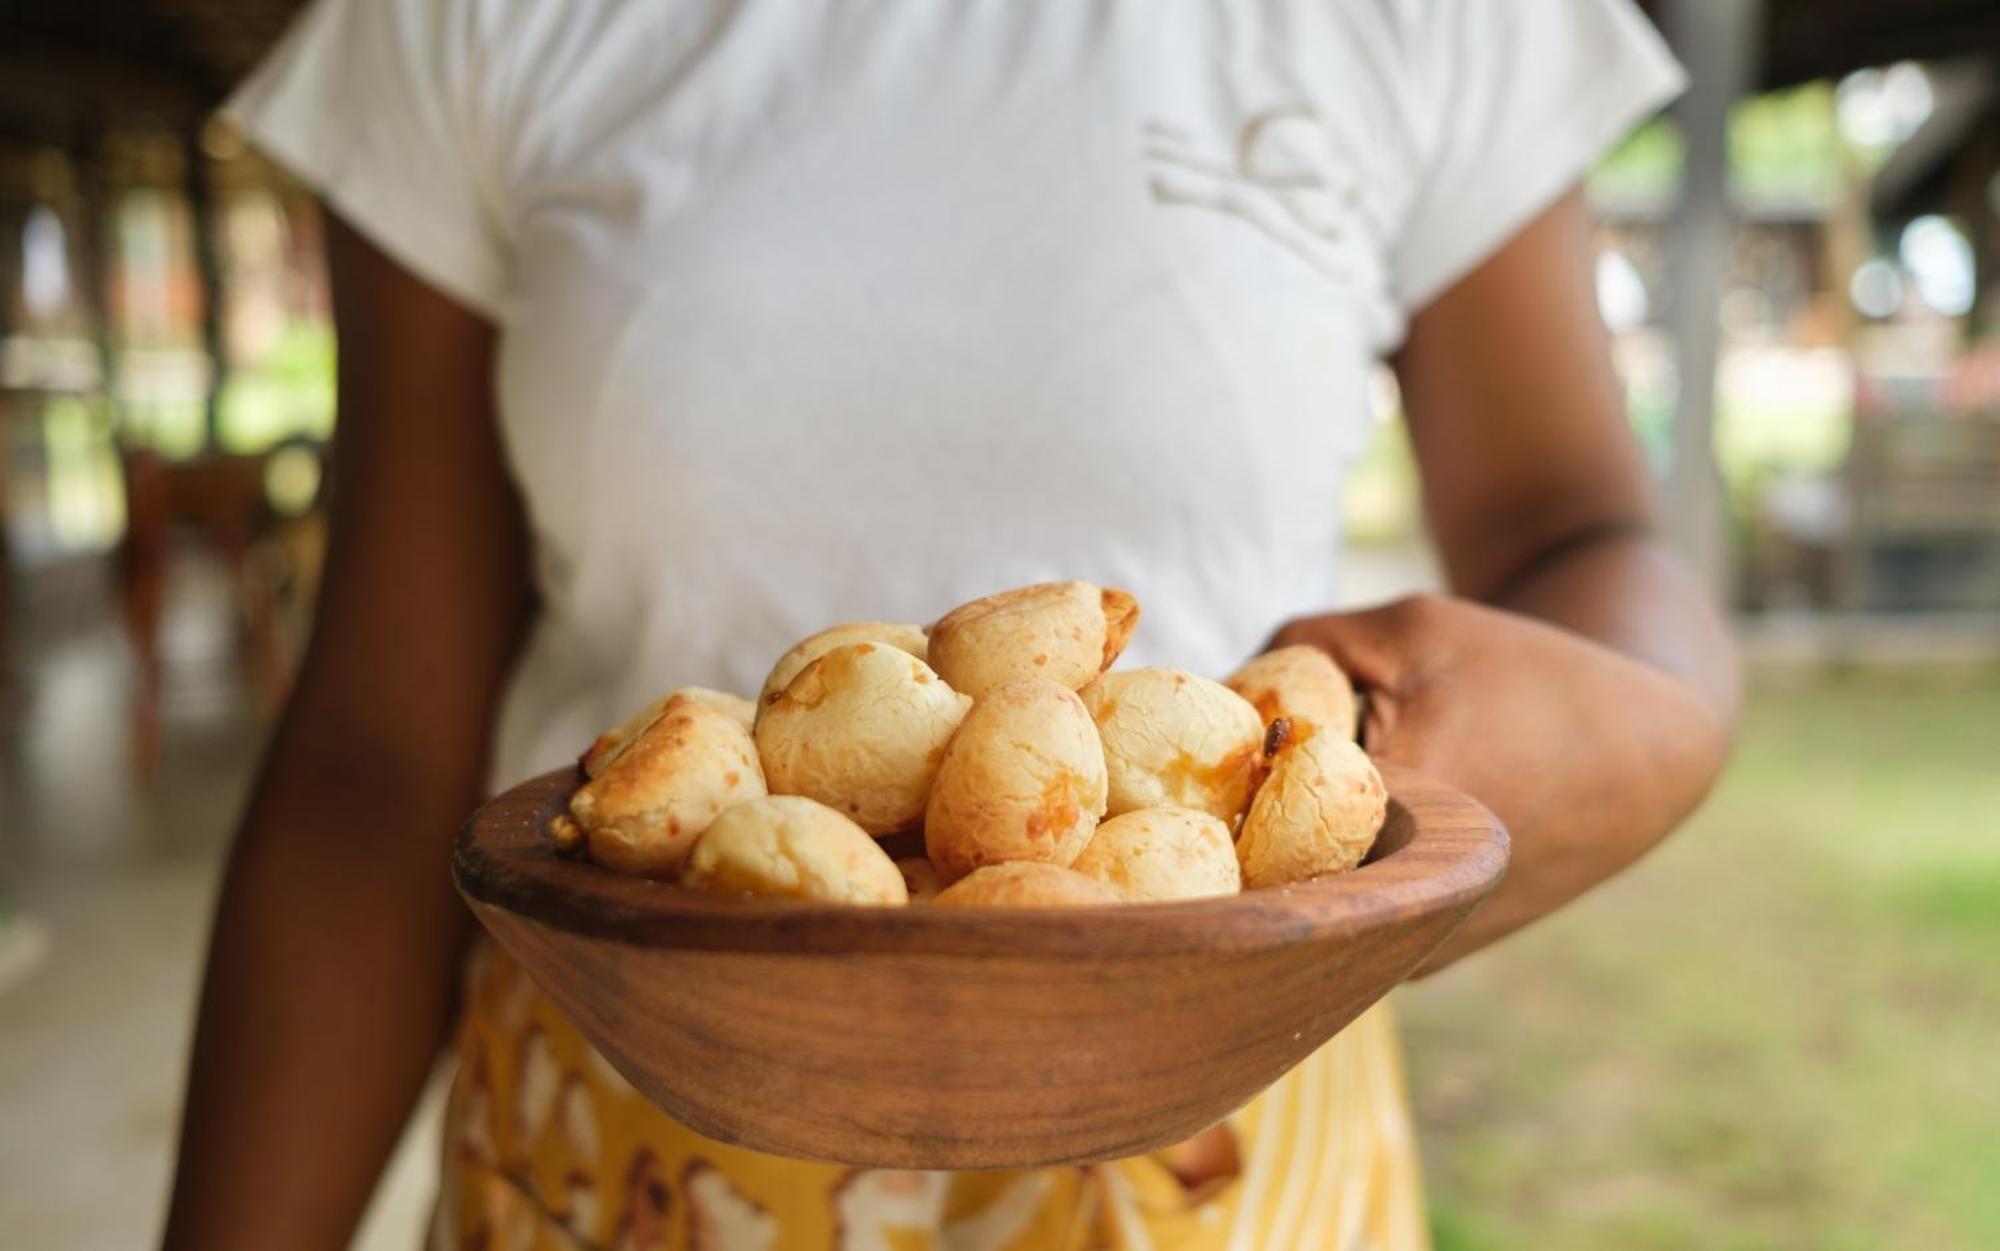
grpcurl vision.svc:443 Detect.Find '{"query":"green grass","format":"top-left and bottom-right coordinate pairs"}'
top-left (1403, 671), bottom-right (2000, 1251)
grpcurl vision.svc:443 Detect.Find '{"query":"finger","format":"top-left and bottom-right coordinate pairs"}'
top-left (1268, 599), bottom-right (1419, 694)
top-left (1356, 689), bottom-right (1411, 760)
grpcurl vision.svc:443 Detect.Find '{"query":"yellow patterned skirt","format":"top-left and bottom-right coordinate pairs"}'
top-left (434, 939), bottom-right (1428, 1250)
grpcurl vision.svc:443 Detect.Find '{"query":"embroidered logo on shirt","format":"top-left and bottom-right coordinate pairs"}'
top-left (1143, 106), bottom-right (1360, 282)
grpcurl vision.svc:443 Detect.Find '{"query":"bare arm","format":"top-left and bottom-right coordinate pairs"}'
top-left (1276, 188), bottom-right (1737, 969)
top-left (162, 218), bottom-right (532, 1250)
top-left (1397, 188), bottom-right (1737, 716)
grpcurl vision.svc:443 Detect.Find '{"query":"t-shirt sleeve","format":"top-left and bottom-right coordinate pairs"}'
top-left (225, 0), bottom-right (511, 318)
top-left (1390, 0), bottom-right (1685, 314)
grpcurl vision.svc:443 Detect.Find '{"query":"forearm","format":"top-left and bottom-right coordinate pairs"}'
top-left (1367, 187), bottom-right (1739, 969)
top-left (160, 213), bottom-right (530, 1248)
top-left (1487, 527), bottom-right (1739, 725)
top-left (162, 733), bottom-right (479, 1251)
top-left (1423, 533), bottom-right (1737, 967)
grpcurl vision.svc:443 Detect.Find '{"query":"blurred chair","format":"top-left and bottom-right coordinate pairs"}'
top-left (117, 444), bottom-right (323, 775)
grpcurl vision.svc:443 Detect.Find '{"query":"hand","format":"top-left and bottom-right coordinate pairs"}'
top-left (1270, 593), bottom-right (1729, 970)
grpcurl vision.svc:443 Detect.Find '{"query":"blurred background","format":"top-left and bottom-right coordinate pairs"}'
top-left (0, 1), bottom-right (1995, 1248)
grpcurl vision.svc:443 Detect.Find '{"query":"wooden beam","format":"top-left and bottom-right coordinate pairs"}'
top-left (1761, 4), bottom-right (2000, 91)
top-left (1636, 0), bottom-right (2000, 91)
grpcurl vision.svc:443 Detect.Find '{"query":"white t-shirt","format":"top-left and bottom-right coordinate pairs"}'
top-left (231, 0), bottom-right (1682, 790)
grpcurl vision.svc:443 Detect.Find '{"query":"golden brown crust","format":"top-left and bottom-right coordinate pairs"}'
top-left (582, 688), bottom-right (757, 777)
top-left (1236, 733), bottom-right (1387, 888)
top-left (547, 813), bottom-right (586, 856)
top-left (932, 861), bottom-right (1122, 908)
top-left (756, 622), bottom-right (929, 714)
top-left (562, 699), bottom-right (767, 877)
top-left (927, 581), bottom-right (1140, 698)
top-left (923, 678), bottom-right (1110, 881)
top-left (680, 796), bottom-right (908, 905)
top-left (1225, 645), bottom-right (1359, 744)
top-left (754, 643), bottom-right (971, 835)
top-left (1262, 717), bottom-right (1294, 758)
top-left (580, 694), bottom-right (673, 778)
top-left (1071, 807), bottom-right (1241, 901)
top-left (1098, 587), bottom-right (1141, 669)
top-left (1077, 668), bottom-right (1265, 822)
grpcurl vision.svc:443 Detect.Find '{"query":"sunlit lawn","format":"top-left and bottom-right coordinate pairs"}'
top-left (1400, 670), bottom-right (2000, 1250)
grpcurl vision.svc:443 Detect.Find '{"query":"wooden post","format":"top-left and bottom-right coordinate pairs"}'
top-left (70, 125), bottom-right (121, 419)
top-left (1952, 117), bottom-right (1997, 340)
top-left (0, 199), bottom-right (15, 694)
top-left (1661, 0), bottom-right (1762, 604)
top-left (184, 127), bottom-right (228, 449)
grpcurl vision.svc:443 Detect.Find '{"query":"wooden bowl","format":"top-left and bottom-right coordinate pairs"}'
top-left (454, 765), bottom-right (1507, 1169)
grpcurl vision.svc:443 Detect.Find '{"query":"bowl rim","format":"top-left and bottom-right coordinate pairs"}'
top-left (454, 764), bottom-right (1508, 959)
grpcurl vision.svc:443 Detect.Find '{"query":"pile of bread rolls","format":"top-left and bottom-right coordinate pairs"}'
top-left (546, 581), bottom-right (1387, 908)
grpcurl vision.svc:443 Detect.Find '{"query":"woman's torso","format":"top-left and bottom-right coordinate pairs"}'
top-left (221, 0), bottom-right (1681, 1238)
top-left (482, 0), bottom-right (1431, 786)
top-left (437, 3), bottom-right (1430, 1246)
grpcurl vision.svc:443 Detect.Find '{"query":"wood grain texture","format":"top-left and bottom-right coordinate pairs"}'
top-left (455, 764), bottom-right (1508, 1169)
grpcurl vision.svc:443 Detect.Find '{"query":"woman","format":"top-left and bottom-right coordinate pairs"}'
top-left (164, 1), bottom-right (1736, 1247)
